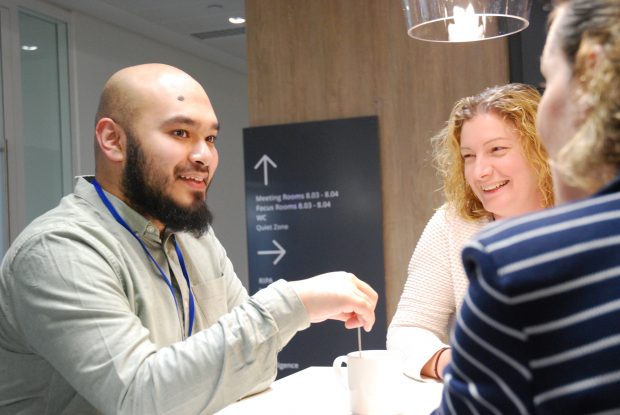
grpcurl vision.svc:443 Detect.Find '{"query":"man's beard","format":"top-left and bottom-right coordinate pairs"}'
top-left (121, 131), bottom-right (213, 238)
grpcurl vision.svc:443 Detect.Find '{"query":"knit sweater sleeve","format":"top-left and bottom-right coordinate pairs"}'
top-left (387, 205), bottom-right (485, 381)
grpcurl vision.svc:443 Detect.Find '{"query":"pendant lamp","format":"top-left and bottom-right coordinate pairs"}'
top-left (402, 0), bottom-right (532, 42)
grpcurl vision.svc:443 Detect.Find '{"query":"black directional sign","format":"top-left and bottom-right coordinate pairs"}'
top-left (243, 116), bottom-right (386, 378)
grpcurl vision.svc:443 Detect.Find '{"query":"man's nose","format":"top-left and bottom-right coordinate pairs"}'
top-left (189, 140), bottom-right (213, 166)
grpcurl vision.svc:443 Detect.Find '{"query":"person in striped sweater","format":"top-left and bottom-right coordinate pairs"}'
top-left (435, 0), bottom-right (620, 413)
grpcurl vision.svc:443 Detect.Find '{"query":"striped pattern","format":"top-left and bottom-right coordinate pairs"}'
top-left (435, 176), bottom-right (620, 414)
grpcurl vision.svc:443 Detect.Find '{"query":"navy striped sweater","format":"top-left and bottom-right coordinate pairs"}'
top-left (435, 174), bottom-right (620, 414)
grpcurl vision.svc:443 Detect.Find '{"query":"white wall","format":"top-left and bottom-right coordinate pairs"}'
top-left (69, 12), bottom-right (250, 286)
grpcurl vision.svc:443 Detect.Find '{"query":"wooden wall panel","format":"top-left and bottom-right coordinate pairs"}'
top-left (246, 0), bottom-right (509, 323)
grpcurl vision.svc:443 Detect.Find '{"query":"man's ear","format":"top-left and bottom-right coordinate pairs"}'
top-left (95, 117), bottom-right (125, 162)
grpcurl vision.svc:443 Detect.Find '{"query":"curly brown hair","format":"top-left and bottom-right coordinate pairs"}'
top-left (432, 83), bottom-right (554, 221)
top-left (551, 0), bottom-right (620, 191)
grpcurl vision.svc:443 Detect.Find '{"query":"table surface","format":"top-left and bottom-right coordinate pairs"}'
top-left (215, 366), bottom-right (443, 415)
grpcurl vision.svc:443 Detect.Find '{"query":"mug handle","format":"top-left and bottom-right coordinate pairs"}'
top-left (332, 355), bottom-right (348, 389)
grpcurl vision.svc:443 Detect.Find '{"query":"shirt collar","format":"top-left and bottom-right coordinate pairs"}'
top-left (74, 175), bottom-right (162, 243)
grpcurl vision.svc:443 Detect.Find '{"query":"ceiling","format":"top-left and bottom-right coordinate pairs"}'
top-left (46, 0), bottom-right (247, 73)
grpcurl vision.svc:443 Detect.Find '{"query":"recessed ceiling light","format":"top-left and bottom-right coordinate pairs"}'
top-left (228, 17), bottom-right (245, 25)
top-left (21, 45), bottom-right (38, 51)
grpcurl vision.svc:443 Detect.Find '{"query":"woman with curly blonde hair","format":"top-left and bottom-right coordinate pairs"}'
top-left (388, 83), bottom-right (554, 382)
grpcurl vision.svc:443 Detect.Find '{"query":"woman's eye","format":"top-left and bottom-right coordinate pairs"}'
top-left (462, 154), bottom-right (474, 160)
top-left (491, 146), bottom-right (508, 154)
top-left (172, 129), bottom-right (189, 138)
top-left (206, 135), bottom-right (217, 144)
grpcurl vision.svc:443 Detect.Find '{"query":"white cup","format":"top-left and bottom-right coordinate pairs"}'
top-left (333, 350), bottom-right (403, 415)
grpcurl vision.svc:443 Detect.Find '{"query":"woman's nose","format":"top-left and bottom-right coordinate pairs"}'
top-left (474, 156), bottom-right (492, 178)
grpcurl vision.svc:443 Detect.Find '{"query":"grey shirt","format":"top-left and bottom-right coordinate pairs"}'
top-left (0, 176), bottom-right (309, 414)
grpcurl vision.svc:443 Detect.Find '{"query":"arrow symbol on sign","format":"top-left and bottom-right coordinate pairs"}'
top-left (257, 240), bottom-right (286, 265)
top-left (254, 154), bottom-right (277, 186)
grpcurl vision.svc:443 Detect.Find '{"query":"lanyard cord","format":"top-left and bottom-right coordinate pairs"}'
top-left (173, 235), bottom-right (196, 337)
top-left (92, 179), bottom-right (195, 338)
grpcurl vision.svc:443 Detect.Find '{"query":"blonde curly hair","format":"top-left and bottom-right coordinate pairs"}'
top-left (551, 0), bottom-right (620, 192)
top-left (432, 83), bottom-right (554, 221)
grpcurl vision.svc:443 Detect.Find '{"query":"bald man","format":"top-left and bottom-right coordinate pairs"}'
top-left (0, 63), bottom-right (378, 414)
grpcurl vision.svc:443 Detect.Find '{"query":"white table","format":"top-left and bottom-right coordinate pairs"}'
top-left (215, 366), bottom-right (443, 414)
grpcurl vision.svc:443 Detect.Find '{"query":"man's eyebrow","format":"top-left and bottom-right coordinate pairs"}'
top-left (161, 115), bottom-right (220, 131)
top-left (161, 115), bottom-right (197, 127)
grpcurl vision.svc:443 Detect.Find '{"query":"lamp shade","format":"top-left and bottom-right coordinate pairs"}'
top-left (402, 0), bottom-right (532, 42)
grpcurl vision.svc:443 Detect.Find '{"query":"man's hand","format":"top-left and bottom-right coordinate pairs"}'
top-left (289, 272), bottom-right (378, 332)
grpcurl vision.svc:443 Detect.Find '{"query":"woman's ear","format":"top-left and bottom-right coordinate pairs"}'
top-left (574, 42), bottom-right (605, 121)
top-left (95, 117), bottom-right (125, 162)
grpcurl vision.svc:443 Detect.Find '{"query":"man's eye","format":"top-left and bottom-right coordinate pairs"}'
top-left (172, 129), bottom-right (189, 138)
top-left (206, 135), bottom-right (217, 144)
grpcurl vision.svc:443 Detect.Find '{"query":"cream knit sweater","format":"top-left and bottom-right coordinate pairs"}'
top-left (387, 204), bottom-right (487, 381)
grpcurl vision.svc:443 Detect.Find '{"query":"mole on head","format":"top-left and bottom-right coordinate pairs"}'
top-left (177, 95), bottom-right (185, 101)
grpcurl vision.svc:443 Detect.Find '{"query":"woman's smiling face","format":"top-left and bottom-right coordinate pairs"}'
top-left (460, 112), bottom-right (544, 220)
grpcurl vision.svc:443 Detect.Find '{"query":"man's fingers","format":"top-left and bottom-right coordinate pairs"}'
top-left (289, 271), bottom-right (377, 331)
top-left (351, 274), bottom-right (378, 302)
top-left (339, 311), bottom-right (375, 332)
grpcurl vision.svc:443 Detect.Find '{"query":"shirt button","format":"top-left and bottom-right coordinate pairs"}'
top-left (147, 225), bottom-right (155, 233)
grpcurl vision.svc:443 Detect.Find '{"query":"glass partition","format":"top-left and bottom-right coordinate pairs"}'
top-left (19, 10), bottom-right (71, 223)
top-left (0, 6), bottom-right (8, 256)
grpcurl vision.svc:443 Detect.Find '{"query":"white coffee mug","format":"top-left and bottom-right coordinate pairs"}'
top-left (333, 349), bottom-right (403, 415)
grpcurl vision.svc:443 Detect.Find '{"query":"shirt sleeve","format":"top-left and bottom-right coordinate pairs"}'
top-left (434, 242), bottom-right (533, 415)
top-left (387, 208), bottom-right (454, 381)
top-left (387, 326), bottom-right (447, 381)
top-left (3, 227), bottom-right (309, 415)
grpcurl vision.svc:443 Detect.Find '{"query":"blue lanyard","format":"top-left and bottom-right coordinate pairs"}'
top-left (92, 179), bottom-right (195, 338)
